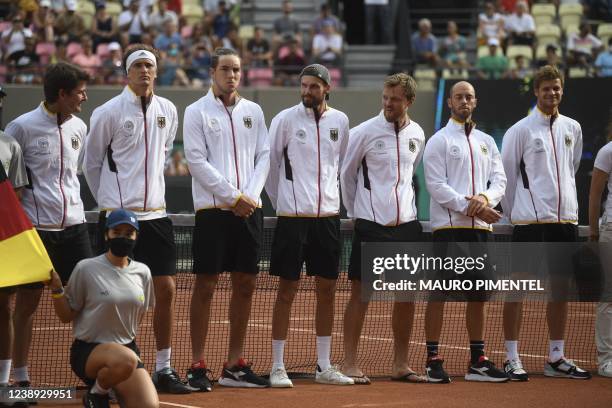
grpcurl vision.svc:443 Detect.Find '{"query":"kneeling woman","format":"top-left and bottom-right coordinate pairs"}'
top-left (46, 209), bottom-right (156, 408)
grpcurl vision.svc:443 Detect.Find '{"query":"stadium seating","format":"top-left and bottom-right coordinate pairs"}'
top-left (477, 45), bottom-right (501, 59)
top-left (96, 43), bottom-right (110, 59)
top-left (66, 42), bottom-right (83, 58)
top-left (598, 23), bottom-right (612, 45)
top-left (536, 24), bottom-right (562, 46)
top-left (507, 45), bottom-right (533, 63)
top-left (531, 3), bottom-right (556, 26)
top-left (105, 1), bottom-right (122, 19)
top-left (182, 4), bottom-right (204, 25)
top-left (442, 69), bottom-right (469, 80)
top-left (535, 43), bottom-right (560, 60)
top-left (247, 67), bottom-right (273, 87)
top-left (559, 3), bottom-right (583, 31)
top-left (568, 66), bottom-right (588, 78)
top-left (35, 42), bottom-right (56, 65)
top-left (77, 0), bottom-right (95, 28)
top-left (565, 24), bottom-right (580, 37)
top-left (239, 24), bottom-right (255, 41)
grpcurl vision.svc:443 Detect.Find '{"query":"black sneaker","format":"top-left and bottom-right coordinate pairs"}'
top-left (186, 366), bottom-right (213, 392)
top-left (504, 360), bottom-right (529, 381)
top-left (82, 391), bottom-right (110, 408)
top-left (152, 367), bottom-right (191, 394)
top-left (465, 356), bottom-right (509, 382)
top-left (218, 359), bottom-right (270, 388)
top-left (544, 358), bottom-right (591, 379)
top-left (426, 357), bottom-right (451, 383)
top-left (15, 381), bottom-right (36, 407)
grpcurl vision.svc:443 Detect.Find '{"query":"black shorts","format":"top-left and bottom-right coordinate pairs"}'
top-left (98, 213), bottom-right (176, 277)
top-left (270, 216), bottom-right (340, 281)
top-left (512, 223), bottom-right (578, 243)
top-left (37, 223), bottom-right (92, 285)
top-left (70, 339), bottom-right (144, 387)
top-left (348, 219), bottom-right (423, 281)
top-left (430, 228), bottom-right (492, 302)
top-left (192, 208), bottom-right (263, 275)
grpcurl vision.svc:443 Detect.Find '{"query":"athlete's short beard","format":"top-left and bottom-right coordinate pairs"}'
top-left (302, 95), bottom-right (322, 110)
top-left (452, 107), bottom-right (471, 122)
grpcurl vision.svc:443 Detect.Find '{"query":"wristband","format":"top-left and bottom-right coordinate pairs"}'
top-left (51, 287), bottom-right (64, 297)
top-left (51, 292), bottom-right (65, 299)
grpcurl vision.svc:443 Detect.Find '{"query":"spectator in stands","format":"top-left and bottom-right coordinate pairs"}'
top-left (477, 37), bottom-right (508, 79)
top-left (32, 0), bottom-right (54, 43)
top-left (154, 20), bottom-right (182, 52)
top-left (150, 0), bottom-right (178, 33)
top-left (274, 38), bottom-right (306, 86)
top-left (595, 37), bottom-right (612, 77)
top-left (72, 35), bottom-right (103, 83)
top-left (273, 0), bottom-right (302, 49)
top-left (118, 0), bottom-right (150, 44)
top-left (167, 0), bottom-right (182, 15)
top-left (364, 0), bottom-right (391, 44)
top-left (439, 21), bottom-right (468, 69)
top-left (505, 54), bottom-right (533, 79)
top-left (312, 21), bottom-right (343, 66)
top-left (102, 41), bottom-right (125, 85)
top-left (567, 22), bottom-right (603, 70)
top-left (11, 36), bottom-right (41, 84)
top-left (505, 0), bottom-right (535, 46)
top-left (537, 44), bottom-right (565, 71)
top-left (91, 3), bottom-right (118, 53)
top-left (212, 0), bottom-right (232, 40)
top-left (312, 3), bottom-right (341, 36)
top-left (183, 22), bottom-right (214, 55)
top-left (54, 0), bottom-right (86, 44)
top-left (583, 0), bottom-right (612, 21)
top-left (51, 38), bottom-right (70, 64)
top-left (411, 18), bottom-right (439, 68)
top-left (185, 42), bottom-right (212, 87)
top-left (158, 44), bottom-right (190, 86)
top-left (1, 12), bottom-right (33, 64)
top-left (245, 26), bottom-right (273, 68)
top-left (478, 1), bottom-right (505, 45)
top-left (165, 149), bottom-right (189, 176)
top-left (221, 25), bottom-right (243, 55)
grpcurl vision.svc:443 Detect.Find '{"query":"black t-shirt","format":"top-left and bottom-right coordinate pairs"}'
top-left (247, 38), bottom-right (270, 55)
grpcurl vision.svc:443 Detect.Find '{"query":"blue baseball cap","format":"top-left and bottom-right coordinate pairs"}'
top-left (106, 209), bottom-right (139, 231)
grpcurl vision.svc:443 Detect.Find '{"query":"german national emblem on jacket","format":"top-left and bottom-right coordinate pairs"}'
top-left (243, 116), bottom-right (253, 129)
top-left (330, 128), bottom-right (338, 141)
top-left (564, 135), bottom-right (572, 147)
top-left (409, 139), bottom-right (416, 153)
top-left (480, 144), bottom-right (488, 155)
top-left (157, 116), bottom-right (166, 129)
top-left (71, 136), bottom-right (80, 150)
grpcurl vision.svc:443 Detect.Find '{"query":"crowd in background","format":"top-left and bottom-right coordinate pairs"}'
top-left (0, 0), bottom-right (611, 86)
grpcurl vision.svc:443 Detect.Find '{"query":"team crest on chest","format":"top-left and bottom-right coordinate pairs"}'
top-left (157, 116), bottom-right (166, 129)
top-left (409, 139), bottom-right (417, 153)
top-left (296, 129), bottom-right (306, 140)
top-left (71, 136), bottom-right (80, 150)
top-left (480, 144), bottom-right (488, 155)
top-left (330, 128), bottom-right (338, 142)
top-left (243, 116), bottom-right (253, 129)
top-left (564, 135), bottom-right (572, 147)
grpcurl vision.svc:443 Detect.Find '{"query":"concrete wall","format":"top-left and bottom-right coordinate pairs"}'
top-left (1, 85), bottom-right (437, 140)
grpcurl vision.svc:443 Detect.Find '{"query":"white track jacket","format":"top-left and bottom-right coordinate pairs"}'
top-left (424, 118), bottom-right (507, 232)
top-left (265, 103), bottom-right (349, 217)
top-left (84, 86), bottom-right (177, 219)
top-left (341, 111), bottom-right (425, 226)
top-left (183, 90), bottom-right (270, 210)
top-left (5, 103), bottom-right (87, 229)
top-left (501, 108), bottom-right (582, 225)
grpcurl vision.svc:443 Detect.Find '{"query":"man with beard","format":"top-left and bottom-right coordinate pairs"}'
top-left (265, 64), bottom-right (353, 387)
top-left (183, 47), bottom-right (270, 390)
top-left (501, 65), bottom-right (591, 381)
top-left (340, 73), bottom-right (427, 385)
top-left (423, 81), bottom-right (507, 383)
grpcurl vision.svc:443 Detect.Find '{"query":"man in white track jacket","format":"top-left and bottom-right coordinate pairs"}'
top-left (83, 44), bottom-right (190, 394)
top-left (423, 81), bottom-right (508, 384)
top-left (501, 65), bottom-right (591, 381)
top-left (265, 64), bottom-right (353, 387)
top-left (183, 48), bottom-right (271, 390)
top-left (340, 73), bottom-right (427, 384)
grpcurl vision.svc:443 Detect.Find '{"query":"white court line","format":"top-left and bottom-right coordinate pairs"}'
top-left (159, 401), bottom-right (202, 408)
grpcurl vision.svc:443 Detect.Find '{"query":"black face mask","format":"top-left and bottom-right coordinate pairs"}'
top-left (107, 237), bottom-right (136, 257)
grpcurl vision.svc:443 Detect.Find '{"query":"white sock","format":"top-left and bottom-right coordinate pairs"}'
top-left (0, 359), bottom-right (11, 384)
top-left (549, 340), bottom-right (564, 362)
top-left (272, 339), bottom-right (286, 370)
top-left (13, 366), bottom-right (29, 382)
top-left (90, 380), bottom-right (109, 395)
top-left (155, 348), bottom-right (171, 372)
top-left (505, 340), bottom-right (519, 362)
top-left (316, 336), bottom-right (332, 371)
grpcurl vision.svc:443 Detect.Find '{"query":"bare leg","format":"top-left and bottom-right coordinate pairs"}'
top-left (503, 302), bottom-right (523, 341)
top-left (152, 276), bottom-right (175, 352)
top-left (271, 278), bottom-right (298, 340)
top-left (114, 368), bottom-right (159, 408)
top-left (342, 280), bottom-right (369, 377)
top-left (12, 287), bottom-right (42, 369)
top-left (392, 301), bottom-right (415, 376)
top-left (227, 272), bottom-right (257, 366)
top-left (190, 274), bottom-right (218, 362)
top-left (466, 301), bottom-right (485, 342)
top-left (315, 277), bottom-right (336, 337)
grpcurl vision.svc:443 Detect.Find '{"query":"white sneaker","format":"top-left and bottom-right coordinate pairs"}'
top-left (270, 367), bottom-right (293, 388)
top-left (599, 362), bottom-right (612, 378)
top-left (315, 365), bottom-right (355, 385)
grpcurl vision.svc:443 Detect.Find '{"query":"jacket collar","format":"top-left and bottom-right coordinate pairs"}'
top-left (532, 106), bottom-right (559, 126)
top-left (39, 102), bottom-right (71, 125)
top-left (205, 87), bottom-right (241, 109)
top-left (123, 85), bottom-right (155, 107)
top-left (378, 110), bottom-right (411, 133)
top-left (446, 117), bottom-right (476, 135)
top-left (301, 102), bottom-right (329, 119)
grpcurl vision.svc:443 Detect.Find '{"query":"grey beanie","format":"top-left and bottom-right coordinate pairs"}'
top-left (299, 64), bottom-right (330, 85)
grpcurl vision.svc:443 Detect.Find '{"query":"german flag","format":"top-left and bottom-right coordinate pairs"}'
top-left (0, 164), bottom-right (52, 287)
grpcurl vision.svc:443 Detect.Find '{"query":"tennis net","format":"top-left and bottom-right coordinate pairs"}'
top-left (27, 213), bottom-right (597, 387)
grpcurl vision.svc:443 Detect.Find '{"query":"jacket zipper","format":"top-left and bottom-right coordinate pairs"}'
top-left (223, 105), bottom-right (241, 190)
top-left (315, 116), bottom-right (322, 217)
top-left (57, 115), bottom-right (67, 228)
top-left (141, 97), bottom-right (149, 211)
top-left (465, 123), bottom-right (476, 228)
top-left (394, 124), bottom-right (401, 226)
top-left (549, 116), bottom-right (561, 222)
